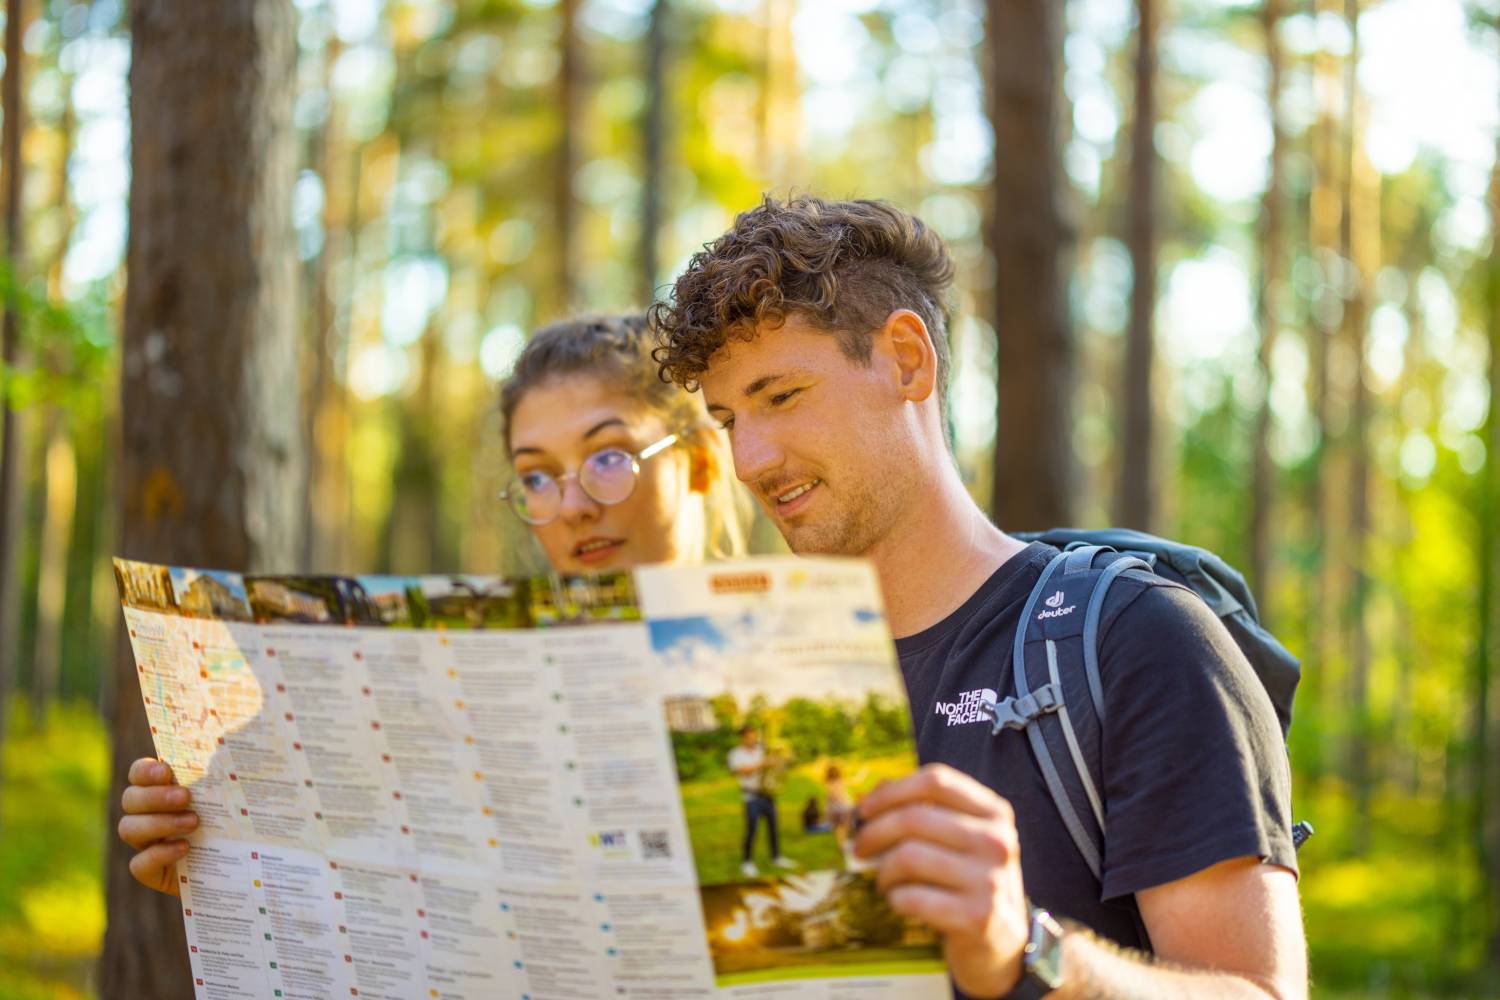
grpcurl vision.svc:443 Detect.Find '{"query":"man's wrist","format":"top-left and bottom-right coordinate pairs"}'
top-left (1002, 906), bottom-right (1067, 1000)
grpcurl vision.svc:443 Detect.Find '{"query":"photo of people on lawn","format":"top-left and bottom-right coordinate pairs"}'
top-left (650, 605), bottom-right (942, 985)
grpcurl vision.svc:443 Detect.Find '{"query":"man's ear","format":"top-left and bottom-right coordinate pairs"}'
top-left (878, 309), bottom-right (938, 404)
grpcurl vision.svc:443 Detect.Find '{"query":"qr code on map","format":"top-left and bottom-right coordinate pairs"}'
top-left (640, 829), bottom-right (671, 859)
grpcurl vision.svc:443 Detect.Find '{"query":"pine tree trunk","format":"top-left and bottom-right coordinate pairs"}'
top-left (1481, 14), bottom-right (1500, 967)
top-left (556, 0), bottom-right (582, 314)
top-left (0, 0), bottom-right (29, 805)
top-left (1341, 0), bottom-right (1375, 855)
top-left (99, 3), bottom-right (302, 996)
top-left (987, 0), bottom-right (1075, 531)
top-left (30, 411), bottom-right (74, 719)
top-left (1251, 0), bottom-right (1286, 601)
top-left (1304, 0), bottom-right (1346, 780)
top-left (641, 0), bottom-right (667, 305)
top-left (1117, 0), bottom-right (1157, 532)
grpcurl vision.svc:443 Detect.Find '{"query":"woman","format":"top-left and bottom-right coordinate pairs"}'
top-left (117, 313), bottom-right (749, 895)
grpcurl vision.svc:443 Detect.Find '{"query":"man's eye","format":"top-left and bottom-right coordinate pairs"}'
top-left (718, 417), bottom-right (735, 431)
top-left (520, 471), bottom-right (553, 493)
top-left (770, 388), bottom-right (801, 406)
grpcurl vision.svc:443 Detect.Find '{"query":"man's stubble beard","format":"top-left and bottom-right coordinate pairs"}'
top-left (777, 469), bottom-right (907, 558)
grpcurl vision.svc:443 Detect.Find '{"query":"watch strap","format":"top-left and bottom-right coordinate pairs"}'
top-left (1003, 906), bottom-right (1065, 1000)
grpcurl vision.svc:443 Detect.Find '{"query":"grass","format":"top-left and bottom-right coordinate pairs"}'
top-left (0, 701), bottom-right (109, 1000)
top-left (677, 752), bottom-right (912, 885)
top-left (716, 951), bottom-right (946, 985)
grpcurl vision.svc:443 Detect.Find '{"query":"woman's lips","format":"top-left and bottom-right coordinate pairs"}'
top-left (573, 538), bottom-right (625, 564)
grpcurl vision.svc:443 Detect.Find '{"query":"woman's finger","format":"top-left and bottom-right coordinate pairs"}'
top-left (118, 810), bottom-right (199, 850)
top-left (127, 757), bottom-right (176, 786)
top-left (122, 782), bottom-right (192, 816)
top-left (128, 840), bottom-right (190, 897)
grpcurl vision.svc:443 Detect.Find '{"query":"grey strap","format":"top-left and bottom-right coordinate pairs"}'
top-left (1013, 550), bottom-right (1103, 882)
top-left (1047, 639), bottom-right (1106, 834)
top-left (1063, 544), bottom-right (1103, 576)
top-left (1025, 718), bottom-right (1104, 881)
top-left (1080, 556), bottom-right (1154, 722)
top-left (1013, 550), bottom-right (1070, 699)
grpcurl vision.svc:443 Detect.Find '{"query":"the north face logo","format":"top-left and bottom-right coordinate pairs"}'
top-left (934, 688), bottom-right (998, 726)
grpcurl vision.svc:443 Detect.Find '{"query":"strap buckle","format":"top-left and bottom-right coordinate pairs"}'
top-left (981, 683), bottom-right (1063, 736)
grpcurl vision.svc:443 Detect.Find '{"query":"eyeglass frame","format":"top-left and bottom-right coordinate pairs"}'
top-left (498, 430), bottom-right (682, 526)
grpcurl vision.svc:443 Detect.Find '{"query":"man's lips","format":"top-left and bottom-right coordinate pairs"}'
top-left (765, 478), bottom-right (821, 516)
top-left (573, 537), bottom-right (625, 563)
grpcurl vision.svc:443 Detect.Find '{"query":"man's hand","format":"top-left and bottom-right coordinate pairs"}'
top-left (118, 757), bottom-right (198, 897)
top-left (853, 762), bottom-right (1030, 998)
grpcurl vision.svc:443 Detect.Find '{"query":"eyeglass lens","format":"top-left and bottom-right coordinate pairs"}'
top-left (508, 448), bottom-right (639, 524)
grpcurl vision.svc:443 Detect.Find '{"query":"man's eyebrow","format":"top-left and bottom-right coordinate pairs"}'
top-left (510, 445), bottom-right (544, 459)
top-left (743, 373), bottom-right (788, 397)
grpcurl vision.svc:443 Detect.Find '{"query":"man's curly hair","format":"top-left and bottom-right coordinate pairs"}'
top-left (650, 195), bottom-right (956, 405)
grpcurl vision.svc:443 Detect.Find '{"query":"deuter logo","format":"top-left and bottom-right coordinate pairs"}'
top-left (1037, 590), bottom-right (1076, 620)
top-left (934, 688), bottom-right (998, 727)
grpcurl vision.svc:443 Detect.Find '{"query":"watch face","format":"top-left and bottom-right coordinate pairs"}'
top-left (1027, 909), bottom-right (1066, 987)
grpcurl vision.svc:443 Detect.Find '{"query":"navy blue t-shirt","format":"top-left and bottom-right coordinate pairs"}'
top-left (895, 542), bottom-right (1296, 955)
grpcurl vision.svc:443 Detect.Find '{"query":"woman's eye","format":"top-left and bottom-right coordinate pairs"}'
top-left (520, 471), bottom-right (553, 493)
top-left (591, 449), bottom-right (631, 470)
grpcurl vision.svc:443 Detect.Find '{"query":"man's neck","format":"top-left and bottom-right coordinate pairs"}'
top-left (864, 468), bottom-right (1028, 639)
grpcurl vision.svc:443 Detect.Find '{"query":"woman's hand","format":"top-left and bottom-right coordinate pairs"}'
top-left (117, 757), bottom-right (198, 897)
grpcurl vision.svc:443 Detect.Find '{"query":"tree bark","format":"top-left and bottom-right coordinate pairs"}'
top-left (100, 3), bottom-right (302, 996)
top-left (555, 0), bottom-right (582, 314)
top-left (1341, 0), bottom-right (1375, 854)
top-left (1117, 0), bottom-right (1158, 532)
top-left (987, 0), bottom-right (1075, 531)
top-left (0, 0), bottom-right (29, 809)
top-left (1480, 13), bottom-right (1500, 967)
top-left (31, 410), bottom-right (74, 718)
top-left (1251, 0), bottom-right (1286, 601)
top-left (641, 0), bottom-right (667, 305)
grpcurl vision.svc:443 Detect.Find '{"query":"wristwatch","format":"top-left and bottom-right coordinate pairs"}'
top-left (1003, 905), bottom-right (1066, 999)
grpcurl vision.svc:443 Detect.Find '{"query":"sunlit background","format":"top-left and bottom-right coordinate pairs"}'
top-left (2, 0), bottom-right (1499, 996)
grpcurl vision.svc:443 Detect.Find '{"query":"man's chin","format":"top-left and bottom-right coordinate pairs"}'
top-left (781, 523), bottom-right (858, 558)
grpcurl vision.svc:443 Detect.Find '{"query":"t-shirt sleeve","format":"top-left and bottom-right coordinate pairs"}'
top-left (1095, 582), bottom-right (1297, 901)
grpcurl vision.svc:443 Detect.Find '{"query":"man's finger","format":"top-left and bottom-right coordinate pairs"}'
top-left (127, 757), bottom-right (176, 786)
top-left (884, 883), bottom-right (988, 938)
top-left (118, 810), bottom-right (199, 850)
top-left (858, 763), bottom-right (1012, 824)
top-left (874, 837), bottom-right (983, 897)
top-left (854, 801), bottom-right (1015, 861)
top-left (128, 840), bottom-right (189, 897)
top-left (122, 782), bottom-right (192, 816)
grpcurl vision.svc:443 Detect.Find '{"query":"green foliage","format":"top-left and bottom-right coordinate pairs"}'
top-left (0, 701), bottom-right (108, 1000)
top-left (0, 262), bottom-right (114, 411)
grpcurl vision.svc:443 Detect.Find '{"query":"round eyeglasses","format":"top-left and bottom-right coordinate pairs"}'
top-left (500, 432), bottom-right (680, 526)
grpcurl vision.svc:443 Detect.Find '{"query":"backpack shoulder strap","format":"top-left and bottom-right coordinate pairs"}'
top-left (984, 545), bottom-right (1159, 886)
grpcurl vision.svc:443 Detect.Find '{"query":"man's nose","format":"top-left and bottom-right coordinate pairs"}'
top-left (729, 418), bottom-right (785, 485)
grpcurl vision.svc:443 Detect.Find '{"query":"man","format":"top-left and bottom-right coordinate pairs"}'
top-left (727, 723), bottom-right (795, 877)
top-left (651, 196), bottom-right (1306, 999)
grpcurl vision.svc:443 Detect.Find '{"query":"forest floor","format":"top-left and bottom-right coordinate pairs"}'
top-left (0, 702), bottom-right (1497, 999)
top-left (0, 701), bottom-right (106, 1000)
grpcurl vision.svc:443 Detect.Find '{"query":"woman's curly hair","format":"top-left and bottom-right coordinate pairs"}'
top-left (650, 195), bottom-right (956, 403)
